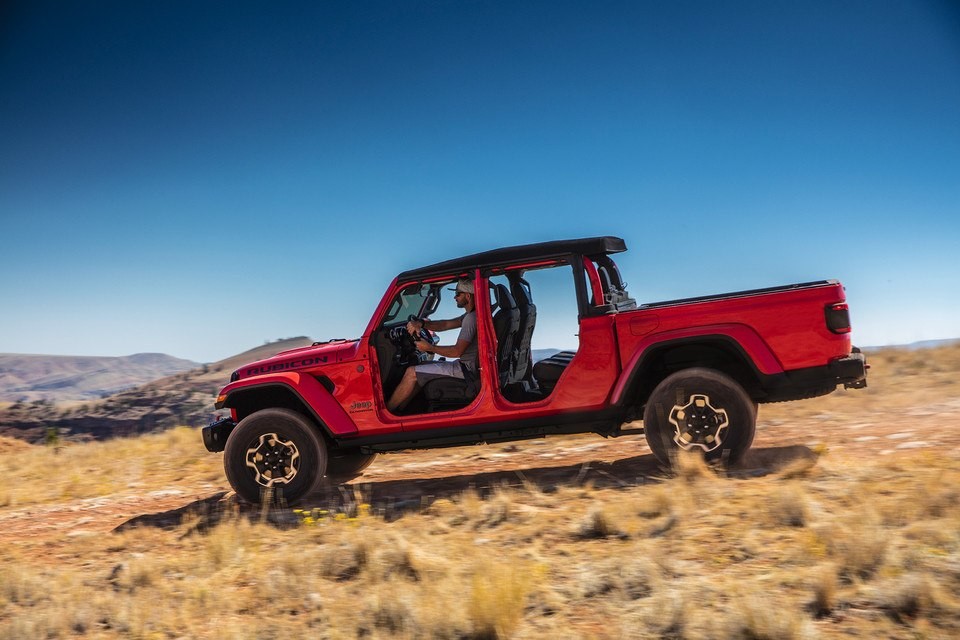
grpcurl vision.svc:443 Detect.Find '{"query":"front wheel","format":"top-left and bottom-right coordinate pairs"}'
top-left (643, 368), bottom-right (756, 466)
top-left (224, 408), bottom-right (327, 504)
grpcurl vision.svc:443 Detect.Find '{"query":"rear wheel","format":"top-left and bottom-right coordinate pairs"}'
top-left (324, 452), bottom-right (377, 484)
top-left (224, 408), bottom-right (327, 504)
top-left (643, 368), bottom-right (756, 466)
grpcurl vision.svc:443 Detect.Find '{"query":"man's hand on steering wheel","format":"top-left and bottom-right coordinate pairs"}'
top-left (406, 319), bottom-right (424, 335)
top-left (406, 315), bottom-right (434, 351)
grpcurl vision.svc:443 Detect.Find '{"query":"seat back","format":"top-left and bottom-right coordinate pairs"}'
top-left (532, 350), bottom-right (576, 396)
top-left (491, 283), bottom-right (520, 385)
top-left (508, 277), bottom-right (536, 383)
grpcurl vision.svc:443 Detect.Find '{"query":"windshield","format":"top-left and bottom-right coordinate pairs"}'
top-left (383, 283), bottom-right (432, 324)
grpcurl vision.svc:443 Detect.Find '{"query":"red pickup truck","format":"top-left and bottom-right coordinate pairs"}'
top-left (203, 237), bottom-right (867, 503)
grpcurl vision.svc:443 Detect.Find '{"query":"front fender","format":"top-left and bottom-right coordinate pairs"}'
top-left (216, 372), bottom-right (358, 436)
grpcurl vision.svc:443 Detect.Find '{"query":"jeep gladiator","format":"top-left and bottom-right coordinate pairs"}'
top-left (203, 236), bottom-right (867, 503)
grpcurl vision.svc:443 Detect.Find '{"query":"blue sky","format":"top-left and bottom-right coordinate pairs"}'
top-left (2, 1), bottom-right (958, 363)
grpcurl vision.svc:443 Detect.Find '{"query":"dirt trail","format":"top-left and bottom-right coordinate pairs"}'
top-left (4, 397), bottom-right (958, 549)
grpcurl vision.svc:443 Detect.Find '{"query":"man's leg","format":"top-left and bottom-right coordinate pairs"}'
top-left (386, 366), bottom-right (419, 413)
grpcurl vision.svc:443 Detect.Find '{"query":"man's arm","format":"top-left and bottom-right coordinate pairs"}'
top-left (409, 316), bottom-right (463, 333)
top-left (416, 338), bottom-right (470, 359)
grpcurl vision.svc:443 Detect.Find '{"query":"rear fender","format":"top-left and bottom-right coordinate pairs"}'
top-left (612, 324), bottom-right (782, 406)
top-left (216, 372), bottom-right (358, 436)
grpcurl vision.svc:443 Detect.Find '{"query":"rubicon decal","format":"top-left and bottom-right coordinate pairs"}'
top-left (245, 356), bottom-right (328, 376)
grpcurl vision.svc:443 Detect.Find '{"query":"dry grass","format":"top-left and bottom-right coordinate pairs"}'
top-left (0, 440), bottom-right (957, 638)
top-left (0, 427), bottom-right (223, 507)
top-left (763, 342), bottom-right (960, 422)
top-left (1, 344), bottom-right (959, 638)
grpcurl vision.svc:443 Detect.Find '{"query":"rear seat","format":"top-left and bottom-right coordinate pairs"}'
top-left (532, 350), bottom-right (576, 396)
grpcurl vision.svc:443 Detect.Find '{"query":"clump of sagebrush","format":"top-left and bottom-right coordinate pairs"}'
top-left (370, 535), bottom-right (421, 582)
top-left (467, 559), bottom-right (538, 639)
top-left (825, 508), bottom-right (889, 581)
top-left (577, 503), bottom-right (621, 539)
top-left (671, 449), bottom-right (717, 482)
top-left (869, 572), bottom-right (954, 624)
top-left (637, 587), bottom-right (687, 637)
top-left (454, 487), bottom-right (484, 525)
top-left (580, 555), bottom-right (662, 601)
top-left (477, 488), bottom-right (514, 529)
top-left (808, 563), bottom-right (838, 618)
top-left (363, 586), bottom-right (416, 635)
top-left (320, 539), bottom-right (370, 581)
top-left (769, 481), bottom-right (809, 527)
top-left (727, 589), bottom-right (811, 640)
top-left (635, 483), bottom-right (673, 518)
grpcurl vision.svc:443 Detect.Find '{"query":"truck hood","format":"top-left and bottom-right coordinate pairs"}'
top-left (232, 339), bottom-right (360, 381)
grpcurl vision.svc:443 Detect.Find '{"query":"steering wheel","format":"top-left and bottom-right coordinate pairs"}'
top-left (389, 316), bottom-right (435, 366)
top-left (407, 314), bottom-right (434, 345)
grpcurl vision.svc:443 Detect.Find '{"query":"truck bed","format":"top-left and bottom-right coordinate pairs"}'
top-left (640, 280), bottom-right (838, 310)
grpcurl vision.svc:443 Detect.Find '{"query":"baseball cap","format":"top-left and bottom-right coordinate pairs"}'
top-left (449, 278), bottom-right (474, 294)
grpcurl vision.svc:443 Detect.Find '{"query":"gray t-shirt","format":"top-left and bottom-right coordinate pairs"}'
top-left (457, 311), bottom-right (479, 373)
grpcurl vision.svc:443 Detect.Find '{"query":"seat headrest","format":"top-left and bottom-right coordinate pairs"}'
top-left (598, 266), bottom-right (614, 290)
top-left (511, 282), bottom-right (532, 307)
top-left (494, 283), bottom-right (517, 311)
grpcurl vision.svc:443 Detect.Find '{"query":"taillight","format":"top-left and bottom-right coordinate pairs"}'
top-left (825, 303), bottom-right (851, 334)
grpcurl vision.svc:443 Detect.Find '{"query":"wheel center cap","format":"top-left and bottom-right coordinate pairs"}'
top-left (668, 394), bottom-right (729, 452)
top-left (244, 433), bottom-right (301, 487)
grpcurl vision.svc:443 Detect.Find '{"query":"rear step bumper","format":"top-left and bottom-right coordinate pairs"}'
top-left (831, 349), bottom-right (868, 389)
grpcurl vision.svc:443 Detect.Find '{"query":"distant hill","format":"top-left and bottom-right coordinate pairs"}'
top-left (0, 337), bottom-right (314, 442)
top-left (3, 336), bottom-right (956, 444)
top-left (0, 352), bottom-right (200, 402)
top-left (863, 338), bottom-right (960, 351)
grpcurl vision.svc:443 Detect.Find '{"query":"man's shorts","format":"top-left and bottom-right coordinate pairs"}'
top-left (414, 360), bottom-right (466, 385)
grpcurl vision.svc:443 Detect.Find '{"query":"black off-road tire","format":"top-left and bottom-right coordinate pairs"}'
top-left (324, 452), bottom-right (377, 485)
top-left (643, 368), bottom-right (756, 466)
top-left (224, 408), bottom-right (327, 505)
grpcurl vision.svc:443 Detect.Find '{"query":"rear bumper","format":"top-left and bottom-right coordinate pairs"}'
top-left (202, 418), bottom-right (236, 452)
top-left (830, 349), bottom-right (868, 389)
top-left (758, 348), bottom-right (867, 402)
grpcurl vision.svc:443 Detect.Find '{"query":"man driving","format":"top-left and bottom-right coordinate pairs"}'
top-left (386, 278), bottom-right (478, 413)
